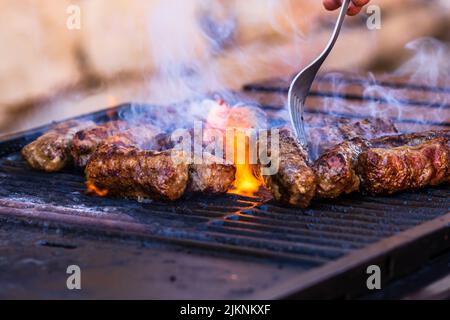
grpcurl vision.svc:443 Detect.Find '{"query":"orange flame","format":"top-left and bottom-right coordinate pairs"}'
top-left (86, 181), bottom-right (109, 197)
top-left (228, 164), bottom-right (261, 197)
top-left (207, 101), bottom-right (263, 197)
top-left (227, 129), bottom-right (262, 197)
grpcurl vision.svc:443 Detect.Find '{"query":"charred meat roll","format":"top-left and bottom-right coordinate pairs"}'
top-left (370, 129), bottom-right (450, 148)
top-left (22, 120), bottom-right (95, 172)
top-left (187, 154), bottom-right (236, 194)
top-left (314, 129), bottom-right (450, 199)
top-left (262, 129), bottom-right (317, 208)
top-left (313, 138), bottom-right (368, 199)
top-left (357, 138), bottom-right (450, 195)
top-left (85, 143), bottom-right (189, 201)
top-left (71, 120), bottom-right (129, 167)
top-left (71, 121), bottom-right (161, 167)
top-left (338, 118), bottom-right (398, 140)
top-left (85, 126), bottom-right (235, 200)
top-left (307, 118), bottom-right (398, 159)
top-left (141, 129), bottom-right (236, 195)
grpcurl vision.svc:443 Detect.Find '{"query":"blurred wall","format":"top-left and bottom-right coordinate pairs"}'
top-left (0, 0), bottom-right (449, 133)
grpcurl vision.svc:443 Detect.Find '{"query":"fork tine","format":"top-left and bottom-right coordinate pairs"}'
top-left (289, 94), bottom-right (299, 132)
top-left (293, 94), bottom-right (308, 149)
top-left (294, 95), bottom-right (300, 131)
top-left (291, 95), bottom-right (299, 129)
top-left (288, 89), bottom-right (308, 150)
top-left (287, 0), bottom-right (350, 152)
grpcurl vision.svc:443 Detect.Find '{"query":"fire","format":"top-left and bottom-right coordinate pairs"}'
top-left (228, 163), bottom-right (262, 197)
top-left (86, 181), bottom-right (109, 197)
top-left (207, 100), bottom-right (264, 197)
top-left (227, 128), bottom-right (262, 197)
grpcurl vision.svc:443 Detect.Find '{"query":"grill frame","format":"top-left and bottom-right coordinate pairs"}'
top-left (255, 212), bottom-right (450, 299)
top-left (1, 73), bottom-right (450, 299)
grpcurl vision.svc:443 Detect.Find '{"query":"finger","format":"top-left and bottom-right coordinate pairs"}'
top-left (323, 0), bottom-right (342, 11)
top-left (352, 0), bottom-right (370, 6)
top-left (347, 4), bottom-right (363, 16)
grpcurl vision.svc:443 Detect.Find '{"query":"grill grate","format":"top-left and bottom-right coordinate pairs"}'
top-left (0, 152), bottom-right (448, 270)
top-left (1, 72), bottom-right (450, 299)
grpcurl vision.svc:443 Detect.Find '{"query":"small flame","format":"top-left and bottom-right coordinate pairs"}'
top-left (228, 129), bottom-right (262, 197)
top-left (86, 181), bottom-right (109, 197)
top-left (207, 100), bottom-right (263, 197)
top-left (228, 163), bottom-right (261, 197)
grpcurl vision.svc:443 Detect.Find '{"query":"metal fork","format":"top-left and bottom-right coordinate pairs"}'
top-left (288, 0), bottom-right (350, 150)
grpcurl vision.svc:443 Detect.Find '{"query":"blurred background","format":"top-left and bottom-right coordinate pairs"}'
top-left (0, 0), bottom-right (449, 134)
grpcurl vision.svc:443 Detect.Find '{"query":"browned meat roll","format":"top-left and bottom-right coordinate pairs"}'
top-left (22, 120), bottom-right (95, 172)
top-left (357, 138), bottom-right (450, 195)
top-left (338, 118), bottom-right (398, 140)
top-left (85, 126), bottom-right (236, 201)
top-left (71, 120), bottom-right (129, 167)
top-left (313, 130), bottom-right (450, 199)
top-left (370, 129), bottom-right (450, 148)
top-left (140, 129), bottom-right (236, 195)
top-left (313, 138), bottom-right (368, 199)
top-left (262, 128), bottom-right (317, 208)
top-left (308, 117), bottom-right (398, 158)
top-left (85, 142), bottom-right (189, 201)
top-left (187, 153), bottom-right (236, 194)
top-left (71, 121), bottom-right (161, 167)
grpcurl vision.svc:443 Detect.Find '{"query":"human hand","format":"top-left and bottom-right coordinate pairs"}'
top-left (323, 0), bottom-right (370, 16)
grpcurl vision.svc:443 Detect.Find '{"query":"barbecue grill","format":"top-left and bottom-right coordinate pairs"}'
top-left (0, 73), bottom-right (449, 299)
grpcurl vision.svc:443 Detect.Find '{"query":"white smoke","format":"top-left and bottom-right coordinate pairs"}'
top-left (360, 38), bottom-right (450, 129)
top-left (145, 0), bottom-right (233, 103)
top-left (395, 37), bottom-right (450, 86)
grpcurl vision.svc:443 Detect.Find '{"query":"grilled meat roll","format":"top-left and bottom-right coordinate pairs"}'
top-left (71, 120), bottom-right (129, 167)
top-left (85, 126), bottom-right (235, 200)
top-left (339, 118), bottom-right (398, 140)
top-left (314, 130), bottom-right (450, 199)
top-left (308, 118), bottom-right (398, 159)
top-left (85, 142), bottom-right (189, 201)
top-left (314, 138), bottom-right (368, 199)
top-left (262, 129), bottom-right (317, 208)
top-left (370, 129), bottom-right (450, 148)
top-left (71, 121), bottom-right (161, 167)
top-left (358, 138), bottom-right (450, 195)
top-left (140, 129), bottom-right (236, 195)
top-left (22, 120), bottom-right (95, 172)
top-left (187, 154), bottom-right (236, 194)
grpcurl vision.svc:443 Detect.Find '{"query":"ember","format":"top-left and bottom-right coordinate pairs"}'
top-left (86, 180), bottom-right (108, 197)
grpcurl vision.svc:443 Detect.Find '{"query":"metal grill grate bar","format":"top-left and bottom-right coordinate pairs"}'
top-left (0, 153), bottom-right (448, 271)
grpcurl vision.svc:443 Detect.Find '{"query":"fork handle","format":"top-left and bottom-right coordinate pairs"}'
top-left (317, 0), bottom-right (351, 65)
